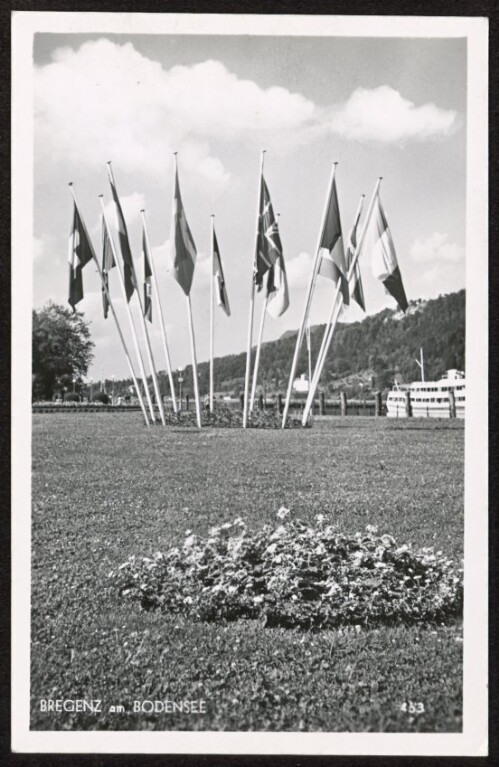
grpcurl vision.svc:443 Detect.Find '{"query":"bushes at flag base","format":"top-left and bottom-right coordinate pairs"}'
top-left (213, 227), bottom-right (230, 316)
top-left (170, 163), bottom-right (197, 296)
top-left (142, 228), bottom-right (153, 322)
top-left (366, 191), bottom-right (408, 313)
top-left (254, 175), bottom-right (281, 290)
top-left (108, 167), bottom-right (137, 302)
top-left (317, 174), bottom-right (350, 305)
top-left (68, 201), bottom-right (96, 311)
top-left (101, 215), bottom-right (115, 319)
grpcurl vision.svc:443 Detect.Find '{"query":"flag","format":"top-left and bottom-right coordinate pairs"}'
top-left (101, 214), bottom-right (115, 319)
top-left (346, 201), bottom-right (365, 312)
top-left (68, 201), bottom-right (95, 311)
top-left (365, 192), bottom-right (408, 312)
top-left (317, 175), bottom-right (349, 305)
top-left (170, 164), bottom-right (197, 295)
top-left (213, 227), bottom-right (230, 316)
top-left (142, 228), bottom-right (153, 322)
top-left (108, 171), bottom-right (136, 301)
top-left (266, 218), bottom-right (290, 318)
top-left (254, 175), bottom-right (280, 290)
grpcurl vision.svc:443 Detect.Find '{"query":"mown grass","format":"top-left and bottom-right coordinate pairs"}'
top-left (31, 414), bottom-right (464, 732)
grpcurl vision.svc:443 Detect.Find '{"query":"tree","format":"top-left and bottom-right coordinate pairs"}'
top-left (32, 302), bottom-right (95, 400)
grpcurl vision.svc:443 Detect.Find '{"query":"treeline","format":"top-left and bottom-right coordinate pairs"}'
top-left (175, 290), bottom-right (465, 398)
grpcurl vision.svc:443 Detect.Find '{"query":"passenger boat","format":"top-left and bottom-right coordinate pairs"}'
top-left (386, 368), bottom-right (465, 419)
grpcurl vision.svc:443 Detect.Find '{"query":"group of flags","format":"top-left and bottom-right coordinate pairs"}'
top-left (67, 154), bottom-right (408, 429)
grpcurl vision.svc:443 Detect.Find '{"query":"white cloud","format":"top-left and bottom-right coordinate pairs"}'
top-left (328, 86), bottom-right (458, 144)
top-left (35, 40), bottom-right (314, 190)
top-left (33, 236), bottom-right (46, 262)
top-left (286, 251), bottom-right (314, 289)
top-left (410, 232), bottom-right (464, 264)
top-left (35, 42), bottom-right (461, 195)
top-left (409, 233), bottom-right (465, 298)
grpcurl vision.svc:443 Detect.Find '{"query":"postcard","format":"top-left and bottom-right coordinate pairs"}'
top-left (11, 10), bottom-right (488, 755)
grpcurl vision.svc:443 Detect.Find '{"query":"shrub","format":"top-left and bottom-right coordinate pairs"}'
top-left (91, 392), bottom-right (110, 404)
top-left (111, 512), bottom-right (463, 630)
top-left (63, 392), bottom-right (80, 403)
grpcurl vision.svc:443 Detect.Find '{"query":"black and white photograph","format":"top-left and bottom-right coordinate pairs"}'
top-left (11, 10), bottom-right (488, 755)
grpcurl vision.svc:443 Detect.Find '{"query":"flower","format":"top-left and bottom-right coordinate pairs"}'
top-left (277, 506), bottom-right (290, 519)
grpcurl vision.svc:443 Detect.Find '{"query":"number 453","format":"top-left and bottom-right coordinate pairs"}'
top-left (401, 701), bottom-right (425, 714)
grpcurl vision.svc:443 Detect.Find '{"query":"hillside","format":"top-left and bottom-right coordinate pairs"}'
top-left (173, 290), bottom-right (464, 398)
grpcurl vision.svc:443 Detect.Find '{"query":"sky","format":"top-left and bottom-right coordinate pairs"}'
top-left (32, 32), bottom-right (467, 380)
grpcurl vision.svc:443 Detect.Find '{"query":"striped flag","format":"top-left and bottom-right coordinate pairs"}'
top-left (101, 214), bottom-right (115, 319)
top-left (213, 226), bottom-right (230, 316)
top-left (142, 227), bottom-right (153, 322)
top-left (365, 192), bottom-right (408, 312)
top-left (170, 163), bottom-right (197, 296)
top-left (68, 201), bottom-right (95, 311)
top-left (108, 170), bottom-right (137, 302)
top-left (317, 175), bottom-right (349, 305)
top-left (266, 217), bottom-right (289, 318)
top-left (254, 175), bottom-right (280, 290)
top-left (346, 200), bottom-right (365, 311)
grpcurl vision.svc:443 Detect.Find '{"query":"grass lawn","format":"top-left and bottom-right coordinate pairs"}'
top-left (30, 414), bottom-right (464, 732)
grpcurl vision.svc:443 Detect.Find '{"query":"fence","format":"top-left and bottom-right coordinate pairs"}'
top-left (33, 392), bottom-right (384, 417)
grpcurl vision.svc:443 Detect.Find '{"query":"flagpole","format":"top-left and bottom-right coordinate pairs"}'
top-left (281, 162), bottom-right (339, 428)
top-left (209, 214), bottom-right (215, 412)
top-left (304, 193), bottom-right (366, 423)
top-left (249, 208), bottom-right (281, 412)
top-left (68, 185), bottom-right (149, 426)
top-left (243, 150), bottom-right (266, 428)
top-left (186, 294), bottom-right (202, 428)
top-left (301, 283), bottom-right (341, 425)
top-left (141, 209), bottom-right (177, 414)
top-left (301, 179), bottom-right (382, 425)
top-left (130, 243), bottom-right (166, 426)
top-left (249, 293), bottom-right (269, 411)
top-left (99, 194), bottom-right (156, 423)
top-left (105, 163), bottom-right (157, 422)
top-left (306, 321), bottom-right (312, 387)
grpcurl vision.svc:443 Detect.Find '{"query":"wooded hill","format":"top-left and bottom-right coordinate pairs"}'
top-left (174, 290), bottom-right (465, 399)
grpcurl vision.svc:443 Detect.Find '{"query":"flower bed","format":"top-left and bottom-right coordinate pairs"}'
top-left (110, 511), bottom-right (463, 630)
top-left (161, 407), bottom-right (303, 428)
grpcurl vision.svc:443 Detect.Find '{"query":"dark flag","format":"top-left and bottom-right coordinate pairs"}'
top-left (366, 192), bottom-right (408, 312)
top-left (254, 175), bottom-right (280, 290)
top-left (213, 227), bottom-right (230, 316)
top-left (108, 170), bottom-right (137, 301)
top-left (346, 199), bottom-right (366, 312)
top-left (68, 201), bottom-right (95, 311)
top-left (170, 163), bottom-right (197, 296)
top-left (317, 174), bottom-right (350, 305)
top-left (266, 217), bottom-right (290, 318)
top-left (101, 215), bottom-right (115, 319)
top-left (142, 227), bottom-right (153, 322)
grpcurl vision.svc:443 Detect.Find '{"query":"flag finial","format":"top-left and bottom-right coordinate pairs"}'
top-left (140, 208), bottom-right (145, 213)
top-left (68, 182), bottom-right (73, 187)
top-left (98, 194), bottom-right (104, 198)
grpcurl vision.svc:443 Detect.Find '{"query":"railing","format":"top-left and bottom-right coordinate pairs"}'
top-left (33, 396), bottom-right (383, 416)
